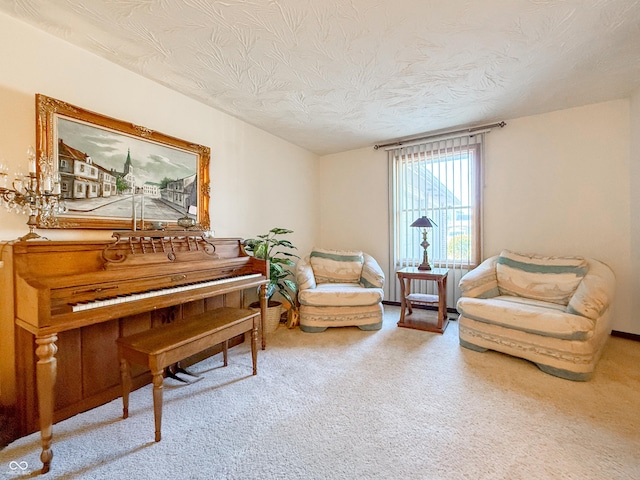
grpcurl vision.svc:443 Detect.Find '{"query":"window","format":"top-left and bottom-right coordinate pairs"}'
top-left (391, 136), bottom-right (482, 271)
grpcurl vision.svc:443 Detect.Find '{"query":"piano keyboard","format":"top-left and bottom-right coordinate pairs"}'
top-left (71, 273), bottom-right (262, 312)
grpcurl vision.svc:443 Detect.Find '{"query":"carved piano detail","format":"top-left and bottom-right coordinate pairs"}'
top-left (3, 232), bottom-right (268, 474)
top-left (101, 229), bottom-right (219, 264)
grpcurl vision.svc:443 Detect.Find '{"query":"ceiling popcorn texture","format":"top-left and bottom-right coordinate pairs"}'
top-left (1, 0), bottom-right (639, 155)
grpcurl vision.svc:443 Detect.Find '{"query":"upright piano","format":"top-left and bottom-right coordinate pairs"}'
top-left (0, 231), bottom-right (268, 474)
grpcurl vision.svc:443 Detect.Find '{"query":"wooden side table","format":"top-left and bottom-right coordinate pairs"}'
top-left (397, 267), bottom-right (450, 333)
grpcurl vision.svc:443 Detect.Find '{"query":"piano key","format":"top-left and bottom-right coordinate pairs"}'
top-left (70, 273), bottom-right (262, 312)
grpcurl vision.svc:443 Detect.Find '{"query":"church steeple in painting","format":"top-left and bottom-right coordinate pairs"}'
top-left (123, 148), bottom-right (133, 175)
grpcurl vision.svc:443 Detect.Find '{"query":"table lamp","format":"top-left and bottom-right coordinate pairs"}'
top-left (410, 216), bottom-right (437, 270)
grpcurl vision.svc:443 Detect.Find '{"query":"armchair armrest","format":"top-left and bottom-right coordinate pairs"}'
top-left (567, 259), bottom-right (615, 320)
top-left (295, 257), bottom-right (316, 291)
top-left (360, 253), bottom-right (385, 288)
top-left (458, 255), bottom-right (499, 298)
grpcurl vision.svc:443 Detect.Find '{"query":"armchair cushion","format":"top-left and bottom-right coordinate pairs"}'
top-left (567, 259), bottom-right (616, 320)
top-left (457, 296), bottom-right (594, 341)
top-left (299, 283), bottom-right (384, 307)
top-left (496, 250), bottom-right (588, 305)
top-left (360, 253), bottom-right (385, 288)
top-left (309, 247), bottom-right (364, 284)
top-left (295, 259), bottom-right (316, 291)
top-left (458, 256), bottom-right (499, 299)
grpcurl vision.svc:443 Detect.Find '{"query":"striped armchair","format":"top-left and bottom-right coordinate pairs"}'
top-left (295, 248), bottom-right (385, 332)
top-left (456, 250), bottom-right (616, 381)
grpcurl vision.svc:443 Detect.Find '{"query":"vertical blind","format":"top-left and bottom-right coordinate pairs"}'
top-left (388, 133), bottom-right (484, 307)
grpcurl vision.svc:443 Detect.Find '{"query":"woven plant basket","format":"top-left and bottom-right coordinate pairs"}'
top-left (250, 301), bottom-right (283, 335)
top-left (263, 302), bottom-right (283, 334)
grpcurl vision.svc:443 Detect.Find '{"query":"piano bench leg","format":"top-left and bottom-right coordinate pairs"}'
top-left (223, 340), bottom-right (228, 367)
top-left (251, 323), bottom-right (258, 376)
top-left (152, 370), bottom-right (164, 442)
top-left (119, 359), bottom-right (131, 419)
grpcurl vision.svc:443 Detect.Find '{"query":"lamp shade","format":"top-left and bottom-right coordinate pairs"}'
top-left (410, 216), bottom-right (437, 228)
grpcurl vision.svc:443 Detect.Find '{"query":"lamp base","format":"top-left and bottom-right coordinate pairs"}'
top-left (417, 262), bottom-right (432, 271)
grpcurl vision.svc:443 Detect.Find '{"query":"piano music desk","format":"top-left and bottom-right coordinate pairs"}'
top-left (117, 307), bottom-right (260, 442)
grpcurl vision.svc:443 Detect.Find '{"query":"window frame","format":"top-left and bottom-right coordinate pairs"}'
top-left (391, 139), bottom-right (483, 271)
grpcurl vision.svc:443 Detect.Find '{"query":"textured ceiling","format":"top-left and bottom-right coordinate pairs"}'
top-left (1, 0), bottom-right (640, 155)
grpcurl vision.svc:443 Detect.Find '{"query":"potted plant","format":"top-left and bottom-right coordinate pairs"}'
top-left (244, 227), bottom-right (299, 331)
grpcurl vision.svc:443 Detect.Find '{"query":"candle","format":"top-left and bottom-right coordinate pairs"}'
top-left (13, 174), bottom-right (23, 193)
top-left (43, 176), bottom-right (52, 193)
top-left (27, 146), bottom-right (36, 174)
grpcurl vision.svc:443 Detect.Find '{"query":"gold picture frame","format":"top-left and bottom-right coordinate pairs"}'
top-left (35, 94), bottom-right (210, 231)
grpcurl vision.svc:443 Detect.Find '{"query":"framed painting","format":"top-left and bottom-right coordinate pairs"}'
top-left (35, 94), bottom-right (210, 231)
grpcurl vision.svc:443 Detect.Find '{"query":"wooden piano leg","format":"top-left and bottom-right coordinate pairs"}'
top-left (259, 283), bottom-right (267, 350)
top-left (151, 369), bottom-right (164, 442)
top-left (35, 334), bottom-right (58, 474)
top-left (119, 359), bottom-right (131, 419)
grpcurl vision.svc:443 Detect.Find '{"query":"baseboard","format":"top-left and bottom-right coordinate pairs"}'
top-left (611, 330), bottom-right (640, 342)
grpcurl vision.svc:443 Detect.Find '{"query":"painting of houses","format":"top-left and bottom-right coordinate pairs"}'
top-left (54, 117), bottom-right (199, 224)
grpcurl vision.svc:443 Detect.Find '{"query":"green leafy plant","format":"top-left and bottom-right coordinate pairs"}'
top-left (244, 227), bottom-right (299, 310)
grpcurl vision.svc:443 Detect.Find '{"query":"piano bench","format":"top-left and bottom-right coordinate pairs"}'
top-left (116, 307), bottom-right (260, 442)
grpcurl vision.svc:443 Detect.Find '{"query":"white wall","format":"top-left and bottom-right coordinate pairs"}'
top-left (484, 100), bottom-right (632, 333)
top-left (319, 100), bottom-right (636, 334)
top-left (0, 12), bottom-right (318, 253)
top-left (317, 146), bottom-right (390, 296)
top-left (629, 87), bottom-right (640, 335)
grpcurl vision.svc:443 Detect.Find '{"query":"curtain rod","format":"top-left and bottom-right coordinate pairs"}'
top-left (373, 121), bottom-right (506, 150)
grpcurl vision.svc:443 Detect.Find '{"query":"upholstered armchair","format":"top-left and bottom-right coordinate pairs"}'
top-left (295, 248), bottom-right (385, 332)
top-left (456, 250), bottom-right (616, 381)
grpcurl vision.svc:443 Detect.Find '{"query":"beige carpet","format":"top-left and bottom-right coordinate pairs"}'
top-left (1, 306), bottom-right (639, 480)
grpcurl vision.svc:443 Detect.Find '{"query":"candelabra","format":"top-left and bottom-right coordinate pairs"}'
top-left (0, 146), bottom-right (66, 241)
